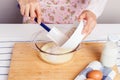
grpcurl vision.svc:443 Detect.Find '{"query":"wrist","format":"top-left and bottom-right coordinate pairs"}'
top-left (85, 7), bottom-right (99, 18)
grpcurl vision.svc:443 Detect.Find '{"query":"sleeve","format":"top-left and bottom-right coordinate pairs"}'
top-left (85, 0), bottom-right (108, 18)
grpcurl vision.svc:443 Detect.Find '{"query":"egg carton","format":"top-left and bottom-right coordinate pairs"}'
top-left (74, 61), bottom-right (116, 80)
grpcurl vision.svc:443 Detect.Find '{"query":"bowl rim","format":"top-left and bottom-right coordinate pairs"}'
top-left (35, 42), bottom-right (79, 55)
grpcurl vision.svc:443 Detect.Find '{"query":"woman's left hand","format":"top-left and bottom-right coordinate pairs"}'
top-left (78, 10), bottom-right (97, 37)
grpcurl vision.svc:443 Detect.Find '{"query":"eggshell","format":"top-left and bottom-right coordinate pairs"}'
top-left (87, 70), bottom-right (103, 80)
top-left (85, 78), bottom-right (95, 80)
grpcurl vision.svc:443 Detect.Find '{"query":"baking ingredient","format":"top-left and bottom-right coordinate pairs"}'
top-left (40, 42), bottom-right (74, 64)
top-left (41, 42), bottom-right (72, 53)
top-left (87, 70), bottom-right (103, 80)
top-left (100, 41), bottom-right (118, 67)
top-left (85, 78), bottom-right (95, 80)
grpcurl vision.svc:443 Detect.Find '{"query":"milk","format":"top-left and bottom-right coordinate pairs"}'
top-left (100, 41), bottom-right (118, 67)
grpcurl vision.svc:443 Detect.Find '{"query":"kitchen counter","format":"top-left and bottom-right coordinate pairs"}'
top-left (0, 24), bottom-right (120, 80)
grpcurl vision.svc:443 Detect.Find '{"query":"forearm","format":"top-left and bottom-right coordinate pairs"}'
top-left (86, 0), bottom-right (108, 18)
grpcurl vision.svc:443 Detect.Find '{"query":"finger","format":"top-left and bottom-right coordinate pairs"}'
top-left (82, 20), bottom-right (96, 36)
top-left (78, 13), bottom-right (86, 21)
top-left (87, 21), bottom-right (96, 34)
top-left (30, 5), bottom-right (36, 18)
top-left (25, 4), bottom-right (30, 17)
top-left (20, 5), bottom-right (25, 16)
top-left (36, 6), bottom-right (41, 23)
top-left (82, 24), bottom-right (90, 35)
top-left (30, 17), bottom-right (35, 21)
top-left (82, 19), bottom-right (91, 34)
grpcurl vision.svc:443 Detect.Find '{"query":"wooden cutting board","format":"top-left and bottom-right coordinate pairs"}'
top-left (8, 42), bottom-right (120, 80)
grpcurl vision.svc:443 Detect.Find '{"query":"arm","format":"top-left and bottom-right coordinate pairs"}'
top-left (86, 0), bottom-right (108, 18)
top-left (78, 0), bottom-right (108, 37)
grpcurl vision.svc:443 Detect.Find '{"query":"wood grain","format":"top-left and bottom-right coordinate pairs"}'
top-left (8, 42), bottom-right (120, 80)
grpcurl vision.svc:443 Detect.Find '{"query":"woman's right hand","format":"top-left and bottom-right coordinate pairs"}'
top-left (18, 0), bottom-right (41, 23)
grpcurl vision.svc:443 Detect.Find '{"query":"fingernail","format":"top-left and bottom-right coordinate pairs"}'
top-left (38, 20), bottom-right (41, 24)
top-left (31, 17), bottom-right (34, 21)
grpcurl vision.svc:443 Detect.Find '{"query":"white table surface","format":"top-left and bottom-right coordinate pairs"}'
top-left (0, 24), bottom-right (120, 80)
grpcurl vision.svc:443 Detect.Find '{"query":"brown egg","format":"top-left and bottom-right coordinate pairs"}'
top-left (85, 78), bottom-right (95, 80)
top-left (87, 70), bottom-right (103, 80)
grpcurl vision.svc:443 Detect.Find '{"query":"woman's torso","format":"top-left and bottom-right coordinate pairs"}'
top-left (24, 0), bottom-right (89, 24)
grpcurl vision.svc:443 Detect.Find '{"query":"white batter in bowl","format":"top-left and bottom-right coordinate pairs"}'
top-left (36, 42), bottom-right (77, 64)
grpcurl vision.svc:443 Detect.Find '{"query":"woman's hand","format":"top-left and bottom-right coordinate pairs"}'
top-left (78, 10), bottom-right (97, 37)
top-left (18, 0), bottom-right (41, 23)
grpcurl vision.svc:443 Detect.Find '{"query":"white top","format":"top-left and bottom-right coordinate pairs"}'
top-left (86, 0), bottom-right (108, 18)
